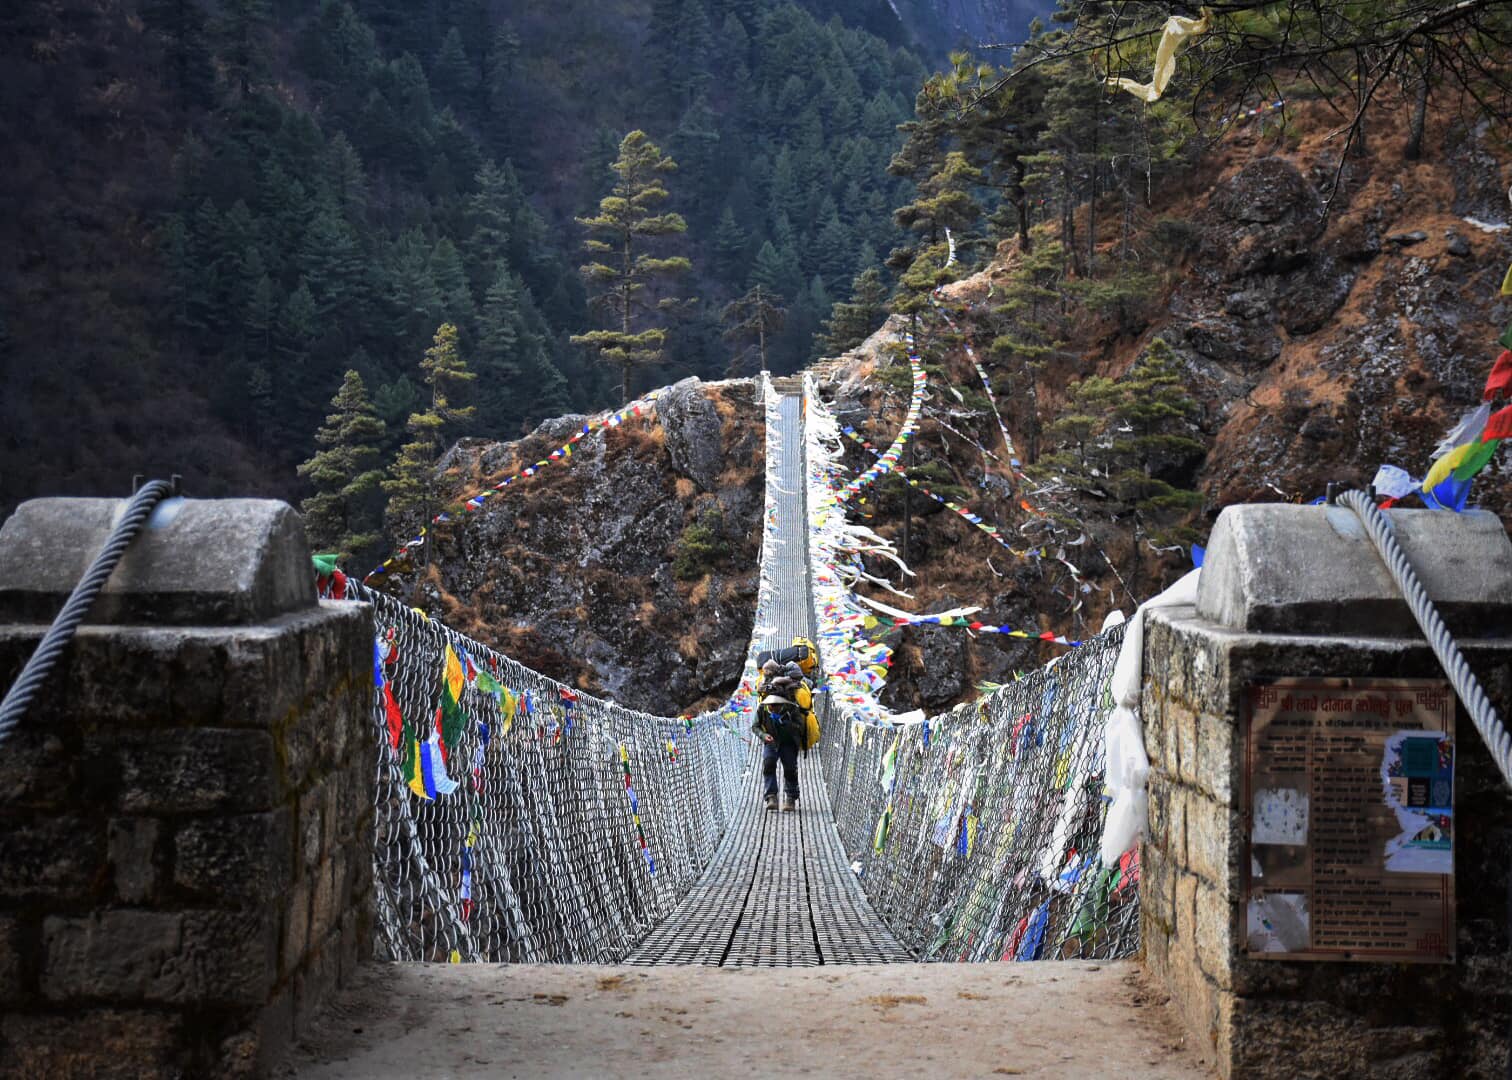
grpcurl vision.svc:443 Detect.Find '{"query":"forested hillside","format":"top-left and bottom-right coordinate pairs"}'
top-left (3, 0), bottom-right (1035, 517)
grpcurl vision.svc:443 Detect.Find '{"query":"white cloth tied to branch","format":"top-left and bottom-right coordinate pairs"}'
top-left (1105, 9), bottom-right (1211, 103)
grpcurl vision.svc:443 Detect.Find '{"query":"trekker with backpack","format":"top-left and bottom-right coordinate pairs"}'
top-left (752, 691), bottom-right (804, 812)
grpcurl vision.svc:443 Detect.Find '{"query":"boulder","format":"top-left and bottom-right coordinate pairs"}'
top-left (1207, 158), bottom-right (1326, 279)
top-left (657, 378), bottom-right (726, 492)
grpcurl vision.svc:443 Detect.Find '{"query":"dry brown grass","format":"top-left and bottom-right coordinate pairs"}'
top-left (687, 576), bottom-right (710, 606)
top-left (674, 476), bottom-right (696, 500)
top-left (865, 994), bottom-right (928, 1011)
top-left (677, 627), bottom-right (702, 661)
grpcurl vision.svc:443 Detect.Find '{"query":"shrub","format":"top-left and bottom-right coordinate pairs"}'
top-left (672, 508), bottom-right (730, 580)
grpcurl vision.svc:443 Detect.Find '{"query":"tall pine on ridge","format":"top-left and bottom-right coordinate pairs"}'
top-left (572, 131), bottom-right (691, 404)
top-left (297, 369), bottom-right (387, 559)
top-left (384, 322), bottom-right (476, 534)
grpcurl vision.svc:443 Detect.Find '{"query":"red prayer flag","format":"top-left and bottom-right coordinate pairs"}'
top-left (383, 685), bottom-right (403, 750)
top-left (1484, 404), bottom-right (1512, 442)
top-left (1484, 350), bottom-right (1512, 401)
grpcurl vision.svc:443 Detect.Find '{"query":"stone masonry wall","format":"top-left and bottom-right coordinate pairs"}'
top-left (1141, 609), bottom-right (1512, 1080)
top-left (0, 603), bottom-right (372, 1078)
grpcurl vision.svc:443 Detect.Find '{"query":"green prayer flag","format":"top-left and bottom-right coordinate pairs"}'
top-left (312, 553), bottom-right (340, 575)
top-left (1451, 437), bottom-right (1500, 481)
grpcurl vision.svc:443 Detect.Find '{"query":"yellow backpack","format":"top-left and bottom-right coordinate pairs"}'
top-left (790, 636), bottom-right (818, 677)
top-left (792, 677), bottom-right (821, 751)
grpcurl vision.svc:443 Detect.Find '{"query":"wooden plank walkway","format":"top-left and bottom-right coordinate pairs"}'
top-left (626, 389), bottom-right (908, 966)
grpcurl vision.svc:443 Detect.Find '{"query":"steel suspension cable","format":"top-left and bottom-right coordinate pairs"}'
top-left (1337, 489), bottom-right (1512, 790)
top-left (0, 480), bottom-right (176, 746)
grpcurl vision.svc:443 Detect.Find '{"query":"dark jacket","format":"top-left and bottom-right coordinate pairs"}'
top-left (750, 699), bottom-right (805, 747)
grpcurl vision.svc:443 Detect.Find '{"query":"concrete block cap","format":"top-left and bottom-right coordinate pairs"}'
top-left (0, 497), bottom-right (316, 626)
top-left (1195, 502), bottom-right (1512, 637)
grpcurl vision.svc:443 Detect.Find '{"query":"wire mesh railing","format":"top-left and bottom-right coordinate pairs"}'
top-left (352, 579), bottom-right (750, 963)
top-left (349, 379), bottom-right (806, 964)
top-left (815, 627), bottom-right (1136, 962)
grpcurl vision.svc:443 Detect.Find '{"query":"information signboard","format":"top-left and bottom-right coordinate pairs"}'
top-left (1243, 677), bottom-right (1454, 963)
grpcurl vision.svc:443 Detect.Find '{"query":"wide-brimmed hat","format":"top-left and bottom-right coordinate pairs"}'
top-left (760, 695), bottom-right (791, 707)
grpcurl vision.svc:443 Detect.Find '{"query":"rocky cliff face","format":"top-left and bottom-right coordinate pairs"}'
top-left (818, 101), bottom-right (1512, 712)
top-left (383, 379), bottom-right (764, 715)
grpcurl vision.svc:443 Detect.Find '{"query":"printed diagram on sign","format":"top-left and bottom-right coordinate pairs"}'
top-left (1247, 892), bottom-right (1310, 953)
top-left (1381, 731), bottom-right (1454, 873)
top-left (1252, 787), bottom-right (1308, 845)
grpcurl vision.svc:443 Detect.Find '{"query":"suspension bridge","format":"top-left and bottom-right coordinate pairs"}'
top-left (352, 372), bottom-right (1134, 973)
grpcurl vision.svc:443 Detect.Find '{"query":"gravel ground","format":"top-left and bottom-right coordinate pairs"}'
top-left (282, 960), bottom-right (1215, 1079)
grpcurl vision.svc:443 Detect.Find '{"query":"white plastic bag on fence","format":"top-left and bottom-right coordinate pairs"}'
top-left (1100, 568), bottom-right (1201, 867)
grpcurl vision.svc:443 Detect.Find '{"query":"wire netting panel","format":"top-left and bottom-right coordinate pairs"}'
top-left (817, 623), bottom-right (1135, 962)
top-left (353, 582), bottom-right (748, 963)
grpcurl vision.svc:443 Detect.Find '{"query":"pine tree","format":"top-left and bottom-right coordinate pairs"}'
top-left (812, 205), bottom-right (855, 296)
top-left (213, 0), bottom-right (271, 99)
top-left (324, 133), bottom-right (367, 224)
top-left (244, 272), bottom-right (277, 366)
top-left (1111, 338), bottom-right (1203, 488)
top-left (473, 264), bottom-right (529, 435)
top-left (143, 0), bottom-right (214, 105)
top-left (298, 369), bottom-right (388, 557)
top-left (431, 26), bottom-right (477, 110)
top-left (280, 280), bottom-right (319, 358)
top-left (721, 284), bottom-right (786, 374)
top-left (247, 363), bottom-right (277, 449)
top-left (671, 94), bottom-right (720, 222)
top-left (1045, 375), bottom-right (1118, 472)
top-left (893, 151), bottom-right (983, 254)
top-left (430, 237), bottom-right (475, 329)
top-left (570, 131), bottom-right (691, 404)
top-left (384, 323), bottom-right (476, 528)
top-left (299, 210), bottom-right (364, 317)
top-left (816, 265), bottom-right (887, 356)
top-left (387, 228), bottom-right (443, 347)
top-left (712, 206), bottom-right (748, 280)
top-left (466, 160), bottom-right (513, 289)
top-left (946, 55), bottom-right (1050, 253)
top-left (481, 22), bottom-right (521, 143)
top-left (749, 239), bottom-right (799, 297)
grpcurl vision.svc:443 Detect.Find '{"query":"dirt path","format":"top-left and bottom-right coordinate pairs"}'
top-left (283, 961), bottom-right (1215, 1079)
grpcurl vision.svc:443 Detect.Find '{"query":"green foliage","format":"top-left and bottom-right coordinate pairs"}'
top-left (1062, 268), bottom-right (1162, 336)
top-left (0, 0), bottom-right (948, 513)
top-left (903, 457), bottom-right (967, 501)
top-left (383, 322), bottom-right (475, 528)
top-left (1044, 338), bottom-right (1204, 519)
top-left (298, 369), bottom-right (387, 559)
top-left (672, 507), bottom-right (730, 580)
top-left (816, 265), bottom-right (888, 356)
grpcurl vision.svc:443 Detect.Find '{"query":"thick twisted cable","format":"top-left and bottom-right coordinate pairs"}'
top-left (0, 480), bottom-right (175, 746)
top-left (1338, 489), bottom-right (1512, 791)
